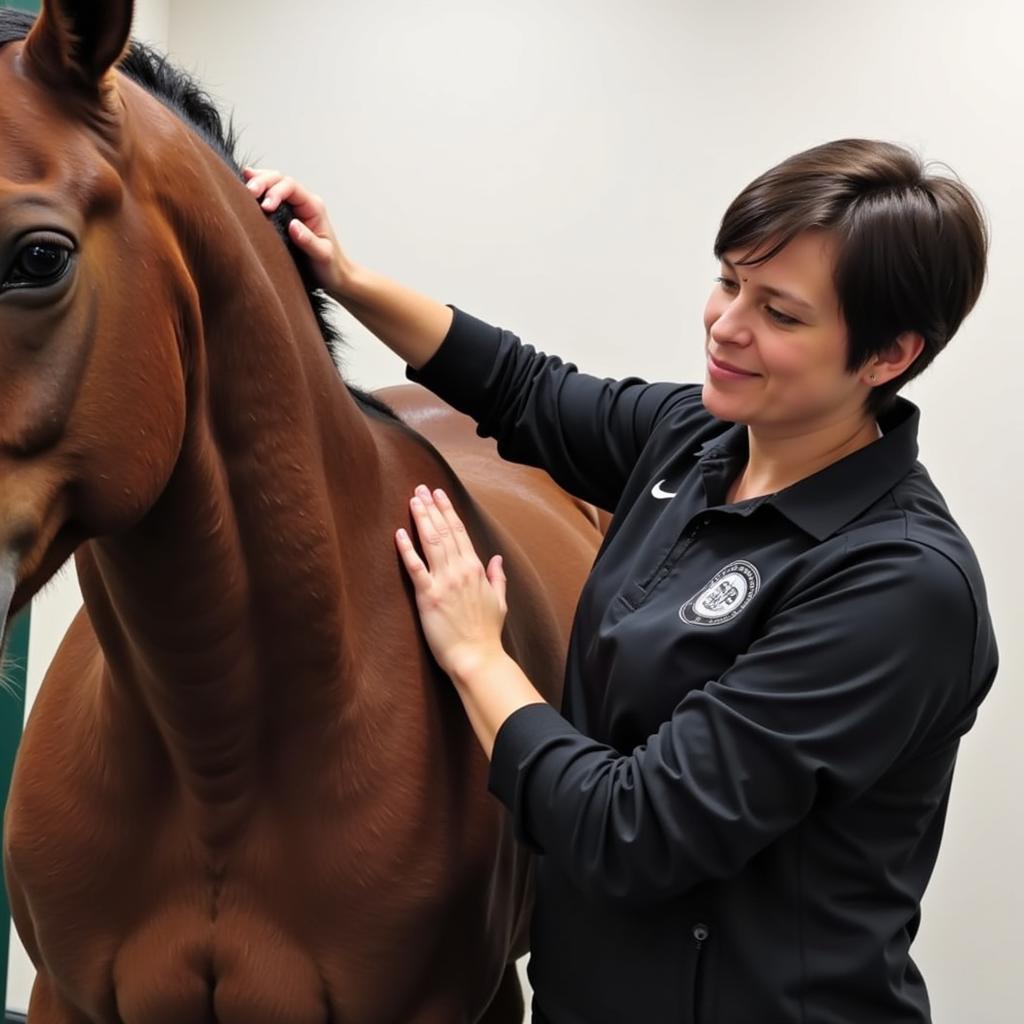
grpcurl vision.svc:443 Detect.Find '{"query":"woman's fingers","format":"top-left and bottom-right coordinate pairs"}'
top-left (288, 218), bottom-right (335, 263)
top-left (244, 168), bottom-right (292, 211)
top-left (395, 529), bottom-right (430, 590)
top-left (430, 487), bottom-right (472, 559)
top-left (268, 180), bottom-right (327, 223)
top-left (243, 167), bottom-right (329, 226)
top-left (416, 486), bottom-right (460, 557)
top-left (405, 485), bottom-right (502, 590)
top-left (410, 490), bottom-right (451, 570)
top-left (242, 167), bottom-right (281, 196)
top-left (258, 175), bottom-right (297, 213)
top-left (408, 485), bottom-right (482, 569)
top-left (487, 555), bottom-right (507, 611)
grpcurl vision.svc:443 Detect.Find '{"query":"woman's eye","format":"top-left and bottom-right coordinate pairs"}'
top-left (4, 241), bottom-right (74, 290)
top-left (715, 276), bottom-right (738, 292)
top-left (766, 306), bottom-right (800, 327)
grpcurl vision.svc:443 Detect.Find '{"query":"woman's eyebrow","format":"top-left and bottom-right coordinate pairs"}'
top-left (720, 256), bottom-right (816, 313)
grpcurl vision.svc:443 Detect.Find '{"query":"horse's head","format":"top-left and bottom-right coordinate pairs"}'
top-left (0, 0), bottom-right (190, 650)
top-left (0, 0), bottom-right (352, 654)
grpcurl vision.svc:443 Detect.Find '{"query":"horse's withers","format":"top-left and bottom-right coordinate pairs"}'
top-left (0, 2), bottom-right (602, 1023)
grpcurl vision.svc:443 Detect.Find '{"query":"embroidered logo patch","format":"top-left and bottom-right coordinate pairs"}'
top-left (680, 561), bottom-right (760, 626)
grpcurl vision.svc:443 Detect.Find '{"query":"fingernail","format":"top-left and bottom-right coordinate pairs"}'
top-left (416, 485), bottom-right (431, 500)
top-left (435, 488), bottom-right (448, 503)
top-left (397, 528), bottom-right (408, 541)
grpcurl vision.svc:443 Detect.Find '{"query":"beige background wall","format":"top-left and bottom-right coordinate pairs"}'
top-left (8, 1), bottom-right (1021, 1019)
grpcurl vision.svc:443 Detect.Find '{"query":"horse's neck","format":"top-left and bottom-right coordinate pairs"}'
top-left (78, 258), bottom-right (389, 781)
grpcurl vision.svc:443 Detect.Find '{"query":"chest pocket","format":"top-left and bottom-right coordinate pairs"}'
top-left (621, 514), bottom-right (714, 611)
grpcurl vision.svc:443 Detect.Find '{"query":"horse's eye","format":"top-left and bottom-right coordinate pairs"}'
top-left (5, 240), bottom-right (73, 289)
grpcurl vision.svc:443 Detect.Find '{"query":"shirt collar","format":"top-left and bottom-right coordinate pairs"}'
top-left (696, 398), bottom-right (921, 541)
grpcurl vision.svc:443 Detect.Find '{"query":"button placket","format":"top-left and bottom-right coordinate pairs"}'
top-left (633, 514), bottom-right (711, 607)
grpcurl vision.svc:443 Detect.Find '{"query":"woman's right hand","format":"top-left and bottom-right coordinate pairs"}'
top-left (243, 168), bottom-right (355, 300)
top-left (245, 168), bottom-right (453, 369)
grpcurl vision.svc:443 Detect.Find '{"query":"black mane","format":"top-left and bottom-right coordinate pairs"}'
top-left (0, 9), bottom-right (395, 419)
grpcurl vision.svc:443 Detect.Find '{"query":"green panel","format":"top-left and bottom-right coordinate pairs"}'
top-left (0, 2), bottom-right (40, 12)
top-left (0, 608), bottom-right (31, 1015)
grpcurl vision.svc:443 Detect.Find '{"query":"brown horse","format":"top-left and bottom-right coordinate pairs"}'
top-left (0, 2), bottom-right (602, 1021)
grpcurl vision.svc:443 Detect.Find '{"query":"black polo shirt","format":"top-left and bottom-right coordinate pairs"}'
top-left (408, 308), bottom-right (997, 1024)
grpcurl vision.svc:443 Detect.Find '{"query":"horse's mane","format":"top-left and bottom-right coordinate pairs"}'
top-left (0, 9), bottom-right (395, 419)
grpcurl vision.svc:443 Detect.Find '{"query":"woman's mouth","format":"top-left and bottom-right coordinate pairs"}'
top-left (707, 353), bottom-right (761, 381)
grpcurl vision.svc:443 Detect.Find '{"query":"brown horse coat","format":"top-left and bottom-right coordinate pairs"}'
top-left (0, 3), bottom-right (602, 1022)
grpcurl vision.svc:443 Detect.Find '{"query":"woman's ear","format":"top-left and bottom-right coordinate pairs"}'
top-left (863, 331), bottom-right (925, 386)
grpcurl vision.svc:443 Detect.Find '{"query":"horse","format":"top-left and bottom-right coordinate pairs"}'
top-left (0, 3), bottom-right (603, 1021)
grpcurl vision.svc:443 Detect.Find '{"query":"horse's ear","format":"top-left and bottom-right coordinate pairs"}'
top-left (23, 0), bottom-right (134, 95)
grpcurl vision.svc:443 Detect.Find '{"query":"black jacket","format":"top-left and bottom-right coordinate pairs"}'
top-left (409, 308), bottom-right (998, 1024)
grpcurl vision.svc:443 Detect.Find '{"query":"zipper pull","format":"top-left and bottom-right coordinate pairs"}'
top-left (692, 922), bottom-right (710, 951)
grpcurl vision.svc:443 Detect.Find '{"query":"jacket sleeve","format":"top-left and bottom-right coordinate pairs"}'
top-left (406, 307), bottom-right (707, 512)
top-left (487, 538), bottom-right (996, 907)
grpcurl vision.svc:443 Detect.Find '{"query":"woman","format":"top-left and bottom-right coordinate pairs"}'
top-left (245, 139), bottom-right (997, 1023)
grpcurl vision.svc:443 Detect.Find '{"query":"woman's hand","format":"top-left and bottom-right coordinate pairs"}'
top-left (244, 167), bottom-right (452, 369)
top-left (396, 485), bottom-right (508, 681)
top-left (397, 484), bottom-right (548, 759)
top-left (243, 167), bottom-right (356, 300)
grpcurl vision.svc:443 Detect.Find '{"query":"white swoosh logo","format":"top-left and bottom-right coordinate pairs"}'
top-left (651, 479), bottom-right (677, 500)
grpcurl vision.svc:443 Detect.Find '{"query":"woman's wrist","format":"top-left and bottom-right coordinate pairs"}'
top-left (447, 648), bottom-right (548, 759)
top-left (327, 257), bottom-right (368, 306)
top-left (328, 267), bottom-right (453, 369)
top-left (448, 646), bottom-right (512, 693)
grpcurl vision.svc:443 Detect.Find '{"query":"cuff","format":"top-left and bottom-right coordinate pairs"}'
top-left (488, 701), bottom-right (579, 851)
top-left (405, 306), bottom-right (505, 416)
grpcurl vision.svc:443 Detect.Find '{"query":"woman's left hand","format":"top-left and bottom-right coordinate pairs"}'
top-left (396, 485), bottom-right (508, 680)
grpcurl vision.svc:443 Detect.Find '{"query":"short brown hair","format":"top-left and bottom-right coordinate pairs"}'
top-left (714, 139), bottom-right (988, 413)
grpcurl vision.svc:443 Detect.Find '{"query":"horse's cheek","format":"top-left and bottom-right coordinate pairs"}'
top-left (69, 311), bottom-right (187, 532)
top-left (0, 292), bottom-right (89, 457)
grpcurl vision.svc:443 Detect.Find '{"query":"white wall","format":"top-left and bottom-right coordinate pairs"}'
top-left (8, 0), bottom-right (1023, 1019)
top-left (164, 2), bottom-right (1024, 1020)
top-left (132, 0), bottom-right (169, 51)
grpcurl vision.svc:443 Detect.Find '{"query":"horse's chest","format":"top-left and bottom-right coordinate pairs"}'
top-left (111, 900), bottom-right (477, 1024)
top-left (113, 909), bottom-right (332, 1024)
top-left (9, 669), bottom-right (518, 1022)
top-left (11, 771), bottom-right (506, 1023)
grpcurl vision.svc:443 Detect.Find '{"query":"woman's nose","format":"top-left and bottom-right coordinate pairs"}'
top-left (709, 305), bottom-right (754, 347)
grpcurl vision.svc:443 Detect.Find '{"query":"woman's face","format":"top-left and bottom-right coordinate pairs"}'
top-left (701, 230), bottom-right (872, 433)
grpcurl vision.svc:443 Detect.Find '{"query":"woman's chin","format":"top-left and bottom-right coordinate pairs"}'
top-left (701, 380), bottom-right (750, 424)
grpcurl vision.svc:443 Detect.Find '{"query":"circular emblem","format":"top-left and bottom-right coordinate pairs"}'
top-left (680, 561), bottom-right (760, 626)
